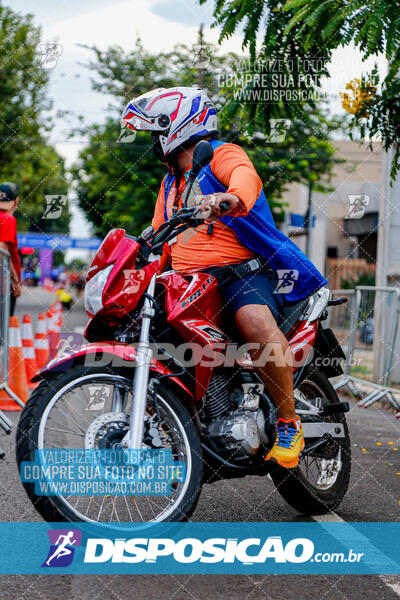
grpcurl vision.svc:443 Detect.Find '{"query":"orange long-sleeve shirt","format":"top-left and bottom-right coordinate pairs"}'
top-left (152, 142), bottom-right (262, 272)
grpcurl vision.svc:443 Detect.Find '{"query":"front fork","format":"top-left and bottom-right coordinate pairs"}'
top-left (122, 273), bottom-right (157, 449)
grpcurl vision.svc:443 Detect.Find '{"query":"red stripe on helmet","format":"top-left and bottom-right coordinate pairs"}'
top-left (147, 91), bottom-right (184, 122)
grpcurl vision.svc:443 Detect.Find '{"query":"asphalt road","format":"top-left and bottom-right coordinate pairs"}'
top-left (0, 287), bottom-right (399, 599)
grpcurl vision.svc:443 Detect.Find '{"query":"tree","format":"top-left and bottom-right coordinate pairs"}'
top-left (201, 0), bottom-right (331, 133)
top-left (67, 258), bottom-right (88, 270)
top-left (0, 6), bottom-right (69, 233)
top-left (73, 121), bottom-right (166, 238)
top-left (205, 0), bottom-right (400, 177)
top-left (282, 0), bottom-right (400, 177)
top-left (74, 37), bottom-right (339, 236)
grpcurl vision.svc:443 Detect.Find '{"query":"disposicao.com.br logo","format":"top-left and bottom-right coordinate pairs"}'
top-left (83, 536), bottom-right (364, 565)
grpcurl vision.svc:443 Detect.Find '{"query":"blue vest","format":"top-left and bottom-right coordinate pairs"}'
top-left (164, 139), bottom-right (327, 302)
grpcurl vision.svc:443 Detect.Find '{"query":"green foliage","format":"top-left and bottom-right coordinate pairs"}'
top-left (340, 271), bottom-right (376, 289)
top-left (347, 67), bottom-right (400, 179)
top-left (0, 6), bottom-right (69, 233)
top-left (67, 258), bottom-right (88, 270)
top-left (81, 38), bottom-right (238, 104)
top-left (203, 0), bottom-right (331, 133)
top-left (281, 0), bottom-right (400, 176)
top-left (206, 0), bottom-right (400, 178)
top-left (282, 0), bottom-right (399, 62)
top-left (73, 120), bottom-right (166, 238)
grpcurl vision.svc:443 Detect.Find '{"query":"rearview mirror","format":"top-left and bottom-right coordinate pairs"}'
top-left (190, 140), bottom-right (214, 179)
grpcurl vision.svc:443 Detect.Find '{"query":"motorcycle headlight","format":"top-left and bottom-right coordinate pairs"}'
top-left (84, 264), bottom-right (114, 315)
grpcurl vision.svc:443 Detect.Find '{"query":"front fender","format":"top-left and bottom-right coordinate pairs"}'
top-left (32, 342), bottom-right (193, 398)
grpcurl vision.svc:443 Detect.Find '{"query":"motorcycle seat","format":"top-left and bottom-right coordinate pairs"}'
top-left (279, 296), bottom-right (311, 336)
top-left (223, 295), bottom-right (311, 343)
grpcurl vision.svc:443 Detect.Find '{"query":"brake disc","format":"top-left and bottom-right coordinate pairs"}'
top-left (85, 412), bottom-right (130, 450)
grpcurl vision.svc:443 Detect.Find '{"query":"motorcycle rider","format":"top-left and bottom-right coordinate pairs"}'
top-left (121, 87), bottom-right (327, 469)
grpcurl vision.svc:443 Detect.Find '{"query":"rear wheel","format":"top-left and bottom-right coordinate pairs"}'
top-left (271, 368), bottom-right (351, 515)
top-left (16, 366), bottom-right (203, 525)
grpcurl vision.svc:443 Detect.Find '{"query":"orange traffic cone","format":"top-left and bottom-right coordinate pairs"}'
top-left (47, 309), bottom-right (60, 360)
top-left (55, 313), bottom-right (63, 330)
top-left (51, 300), bottom-right (63, 314)
top-left (35, 312), bottom-right (49, 369)
top-left (53, 314), bottom-right (64, 358)
top-left (43, 277), bottom-right (54, 291)
top-left (21, 314), bottom-right (38, 390)
top-left (0, 316), bottom-right (29, 411)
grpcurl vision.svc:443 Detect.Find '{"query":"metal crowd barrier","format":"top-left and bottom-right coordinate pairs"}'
top-left (0, 248), bottom-right (22, 458)
top-left (329, 286), bottom-right (400, 418)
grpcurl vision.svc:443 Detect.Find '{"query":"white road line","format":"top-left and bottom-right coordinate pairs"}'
top-left (384, 580), bottom-right (400, 597)
top-left (312, 513), bottom-right (400, 597)
top-left (312, 513), bottom-right (345, 523)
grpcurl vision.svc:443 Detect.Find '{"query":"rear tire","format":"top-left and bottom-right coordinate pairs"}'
top-left (270, 368), bottom-right (351, 515)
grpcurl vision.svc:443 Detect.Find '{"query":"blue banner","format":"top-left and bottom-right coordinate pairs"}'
top-left (0, 522), bottom-right (399, 574)
top-left (18, 233), bottom-right (102, 250)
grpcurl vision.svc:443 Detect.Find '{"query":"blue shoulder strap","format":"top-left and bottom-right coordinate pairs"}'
top-left (163, 172), bottom-right (175, 221)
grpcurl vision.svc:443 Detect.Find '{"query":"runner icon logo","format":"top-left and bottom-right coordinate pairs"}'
top-left (274, 269), bottom-right (299, 294)
top-left (42, 529), bottom-right (82, 567)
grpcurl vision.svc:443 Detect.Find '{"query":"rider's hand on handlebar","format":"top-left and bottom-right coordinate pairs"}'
top-left (195, 193), bottom-right (241, 222)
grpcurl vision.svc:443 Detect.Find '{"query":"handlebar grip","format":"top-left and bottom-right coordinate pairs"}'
top-left (139, 225), bottom-right (154, 242)
top-left (219, 200), bottom-right (230, 213)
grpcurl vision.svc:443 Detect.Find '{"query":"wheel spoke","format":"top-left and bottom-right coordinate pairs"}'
top-left (44, 427), bottom-right (85, 437)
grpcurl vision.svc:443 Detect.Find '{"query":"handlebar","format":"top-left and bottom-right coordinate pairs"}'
top-left (139, 198), bottom-right (232, 257)
top-left (328, 296), bottom-right (348, 306)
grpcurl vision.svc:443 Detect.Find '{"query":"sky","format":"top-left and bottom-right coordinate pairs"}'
top-left (9, 0), bottom-right (388, 243)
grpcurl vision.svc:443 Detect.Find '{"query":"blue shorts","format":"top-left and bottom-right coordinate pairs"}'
top-left (212, 270), bottom-right (284, 322)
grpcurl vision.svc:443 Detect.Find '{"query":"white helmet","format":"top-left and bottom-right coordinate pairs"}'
top-left (121, 87), bottom-right (218, 160)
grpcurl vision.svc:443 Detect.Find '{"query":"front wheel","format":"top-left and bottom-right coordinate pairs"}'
top-left (16, 365), bottom-right (203, 525)
top-left (271, 368), bottom-right (351, 515)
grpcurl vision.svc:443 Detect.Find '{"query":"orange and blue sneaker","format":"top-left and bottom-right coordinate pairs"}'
top-left (265, 417), bottom-right (305, 469)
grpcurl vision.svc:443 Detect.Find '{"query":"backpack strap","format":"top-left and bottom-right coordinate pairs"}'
top-left (163, 172), bottom-right (175, 221)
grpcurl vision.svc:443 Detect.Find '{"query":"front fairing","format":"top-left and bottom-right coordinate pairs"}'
top-left (86, 229), bottom-right (158, 318)
top-left (157, 270), bottom-right (227, 399)
top-left (157, 270), bottom-right (224, 329)
top-left (99, 260), bottom-right (158, 319)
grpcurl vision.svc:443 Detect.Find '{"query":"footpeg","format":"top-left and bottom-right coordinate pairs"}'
top-left (319, 402), bottom-right (349, 416)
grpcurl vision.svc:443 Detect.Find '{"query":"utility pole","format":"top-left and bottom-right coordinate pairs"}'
top-left (305, 183), bottom-right (313, 257)
top-left (197, 24), bottom-right (205, 88)
top-left (373, 144), bottom-right (400, 383)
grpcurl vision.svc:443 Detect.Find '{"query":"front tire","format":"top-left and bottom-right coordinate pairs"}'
top-left (271, 368), bottom-right (351, 515)
top-left (16, 365), bottom-right (203, 525)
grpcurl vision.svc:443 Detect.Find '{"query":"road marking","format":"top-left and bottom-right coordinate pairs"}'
top-left (313, 513), bottom-right (345, 523)
top-left (312, 513), bottom-right (400, 596)
top-left (384, 580), bottom-right (400, 598)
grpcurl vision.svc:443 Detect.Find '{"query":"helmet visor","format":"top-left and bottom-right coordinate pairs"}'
top-left (121, 89), bottom-right (174, 133)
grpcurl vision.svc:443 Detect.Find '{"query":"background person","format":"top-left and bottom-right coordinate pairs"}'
top-left (0, 182), bottom-right (22, 315)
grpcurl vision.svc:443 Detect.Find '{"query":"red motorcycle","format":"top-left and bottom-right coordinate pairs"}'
top-left (17, 142), bottom-right (351, 525)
